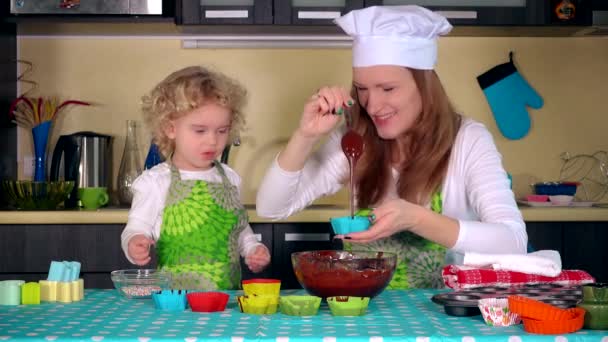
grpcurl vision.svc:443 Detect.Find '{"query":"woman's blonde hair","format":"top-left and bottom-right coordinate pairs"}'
top-left (141, 66), bottom-right (247, 158)
top-left (353, 69), bottom-right (461, 208)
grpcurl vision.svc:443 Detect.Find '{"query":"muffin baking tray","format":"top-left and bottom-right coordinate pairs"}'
top-left (432, 283), bottom-right (582, 317)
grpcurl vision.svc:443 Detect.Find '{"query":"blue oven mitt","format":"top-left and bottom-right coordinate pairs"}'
top-left (477, 52), bottom-right (543, 140)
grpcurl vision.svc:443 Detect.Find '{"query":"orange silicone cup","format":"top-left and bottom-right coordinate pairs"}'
top-left (508, 295), bottom-right (573, 321)
top-left (522, 307), bottom-right (586, 334)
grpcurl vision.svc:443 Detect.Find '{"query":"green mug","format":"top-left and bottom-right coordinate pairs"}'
top-left (78, 187), bottom-right (109, 210)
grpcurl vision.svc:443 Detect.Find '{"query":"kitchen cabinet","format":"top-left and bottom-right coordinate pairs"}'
top-left (274, 0), bottom-right (364, 25)
top-left (0, 222), bottom-right (336, 289)
top-left (526, 221), bottom-right (608, 282)
top-left (175, 0), bottom-right (592, 27)
top-left (272, 222), bottom-right (338, 289)
top-left (0, 17), bottom-right (17, 209)
top-left (0, 224), bottom-right (134, 288)
top-left (176, 0), bottom-right (272, 25)
top-left (364, 0), bottom-right (591, 26)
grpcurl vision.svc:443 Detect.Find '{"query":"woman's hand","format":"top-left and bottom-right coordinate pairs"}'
top-left (345, 198), bottom-right (423, 243)
top-left (127, 234), bottom-right (154, 266)
top-left (245, 245), bottom-right (271, 273)
top-left (296, 86), bottom-right (354, 139)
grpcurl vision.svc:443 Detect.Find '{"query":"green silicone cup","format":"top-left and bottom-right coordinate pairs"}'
top-left (327, 296), bottom-right (370, 316)
top-left (279, 295), bottom-right (322, 316)
top-left (0, 280), bottom-right (25, 305)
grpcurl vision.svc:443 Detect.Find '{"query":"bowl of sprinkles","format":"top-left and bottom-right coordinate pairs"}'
top-left (111, 269), bottom-right (171, 299)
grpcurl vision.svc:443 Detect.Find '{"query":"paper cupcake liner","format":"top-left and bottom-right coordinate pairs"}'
top-left (478, 298), bottom-right (521, 327)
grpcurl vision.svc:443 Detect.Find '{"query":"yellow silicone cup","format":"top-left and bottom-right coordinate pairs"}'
top-left (237, 295), bottom-right (279, 315)
top-left (242, 279), bottom-right (281, 297)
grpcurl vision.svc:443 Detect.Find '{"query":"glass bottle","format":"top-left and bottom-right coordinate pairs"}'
top-left (117, 120), bottom-right (142, 206)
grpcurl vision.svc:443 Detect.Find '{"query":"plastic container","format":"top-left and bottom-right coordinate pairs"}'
top-left (110, 269), bottom-right (171, 299)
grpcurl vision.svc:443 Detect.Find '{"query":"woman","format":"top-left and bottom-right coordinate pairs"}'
top-left (256, 5), bottom-right (527, 288)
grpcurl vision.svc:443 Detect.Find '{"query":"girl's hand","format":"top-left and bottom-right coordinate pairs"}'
top-left (127, 234), bottom-right (154, 266)
top-left (297, 86), bottom-right (354, 139)
top-left (345, 199), bottom-right (423, 243)
top-left (245, 245), bottom-right (271, 273)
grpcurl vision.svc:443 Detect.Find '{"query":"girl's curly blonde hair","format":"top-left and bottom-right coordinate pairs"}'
top-left (141, 66), bottom-right (247, 158)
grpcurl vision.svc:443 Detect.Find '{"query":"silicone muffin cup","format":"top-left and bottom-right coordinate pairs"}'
top-left (327, 296), bottom-right (370, 316)
top-left (187, 292), bottom-right (230, 312)
top-left (330, 216), bottom-right (370, 235)
top-left (242, 279), bottom-right (281, 297)
top-left (237, 295), bottom-right (279, 315)
top-left (477, 298), bottom-right (521, 326)
top-left (152, 290), bottom-right (188, 311)
top-left (279, 295), bottom-right (322, 316)
top-left (508, 295), bottom-right (573, 321)
top-left (522, 307), bottom-right (585, 334)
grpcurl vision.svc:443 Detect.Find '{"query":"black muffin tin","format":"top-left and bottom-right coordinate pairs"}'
top-left (432, 283), bottom-right (582, 317)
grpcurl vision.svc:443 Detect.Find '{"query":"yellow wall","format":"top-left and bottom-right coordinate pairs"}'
top-left (16, 32), bottom-right (608, 205)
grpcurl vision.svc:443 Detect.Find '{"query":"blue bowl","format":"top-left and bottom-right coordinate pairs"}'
top-left (330, 216), bottom-right (370, 235)
top-left (534, 182), bottom-right (578, 196)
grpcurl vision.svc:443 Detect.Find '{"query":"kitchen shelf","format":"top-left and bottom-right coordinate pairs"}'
top-left (2, 205), bottom-right (608, 224)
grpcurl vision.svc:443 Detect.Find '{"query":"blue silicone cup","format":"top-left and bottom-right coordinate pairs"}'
top-left (330, 216), bottom-right (370, 235)
top-left (152, 290), bottom-right (189, 311)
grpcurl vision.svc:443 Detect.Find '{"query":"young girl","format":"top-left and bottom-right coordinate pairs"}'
top-left (121, 66), bottom-right (271, 290)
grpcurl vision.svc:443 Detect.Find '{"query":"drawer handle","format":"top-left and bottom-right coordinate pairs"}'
top-left (205, 10), bottom-right (249, 19)
top-left (285, 233), bottom-right (330, 242)
top-left (297, 11), bottom-right (341, 20)
top-left (434, 10), bottom-right (477, 19)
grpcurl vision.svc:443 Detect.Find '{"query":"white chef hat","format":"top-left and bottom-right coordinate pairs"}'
top-left (334, 5), bottom-right (452, 70)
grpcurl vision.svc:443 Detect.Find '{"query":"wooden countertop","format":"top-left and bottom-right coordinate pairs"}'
top-left (2, 205), bottom-right (608, 224)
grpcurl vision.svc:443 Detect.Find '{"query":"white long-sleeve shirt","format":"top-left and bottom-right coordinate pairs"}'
top-left (121, 162), bottom-right (262, 265)
top-left (256, 118), bottom-right (527, 264)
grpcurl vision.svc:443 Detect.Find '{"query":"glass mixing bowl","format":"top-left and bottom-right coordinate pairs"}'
top-left (291, 250), bottom-right (397, 298)
top-left (110, 269), bottom-right (171, 299)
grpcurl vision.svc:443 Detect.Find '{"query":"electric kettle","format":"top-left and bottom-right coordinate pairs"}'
top-left (50, 131), bottom-right (113, 208)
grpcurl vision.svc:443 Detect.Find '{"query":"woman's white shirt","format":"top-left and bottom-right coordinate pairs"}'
top-left (256, 118), bottom-right (527, 263)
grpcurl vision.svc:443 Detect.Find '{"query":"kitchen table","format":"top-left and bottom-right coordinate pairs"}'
top-left (1, 289), bottom-right (607, 342)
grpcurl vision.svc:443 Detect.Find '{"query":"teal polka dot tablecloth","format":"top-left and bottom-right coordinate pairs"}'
top-left (1, 289), bottom-right (607, 342)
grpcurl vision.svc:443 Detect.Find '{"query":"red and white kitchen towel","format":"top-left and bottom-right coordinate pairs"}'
top-left (442, 249), bottom-right (595, 289)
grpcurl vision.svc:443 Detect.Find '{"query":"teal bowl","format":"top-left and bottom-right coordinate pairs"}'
top-left (330, 216), bottom-right (370, 235)
top-left (1, 180), bottom-right (74, 210)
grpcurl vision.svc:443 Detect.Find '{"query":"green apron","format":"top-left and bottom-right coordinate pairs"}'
top-left (156, 162), bottom-right (248, 290)
top-left (345, 192), bottom-right (446, 289)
